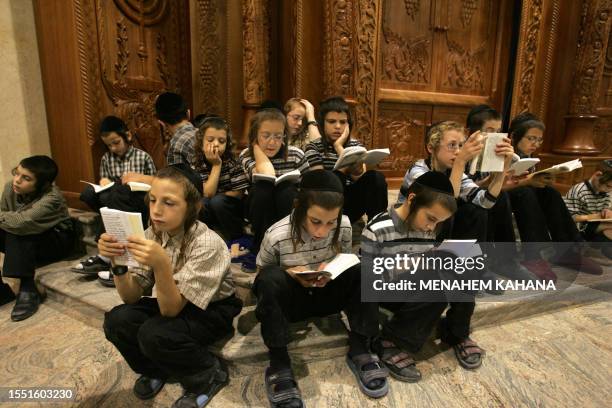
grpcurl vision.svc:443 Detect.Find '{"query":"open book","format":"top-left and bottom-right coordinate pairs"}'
top-left (333, 146), bottom-right (390, 170)
top-left (127, 181), bottom-right (151, 192)
top-left (509, 156), bottom-right (540, 174)
top-left (531, 159), bottom-right (582, 176)
top-left (253, 169), bottom-right (301, 185)
top-left (294, 253), bottom-right (360, 281)
top-left (81, 180), bottom-right (115, 193)
top-left (100, 207), bottom-right (146, 267)
top-left (468, 133), bottom-right (506, 174)
top-left (435, 239), bottom-right (482, 258)
top-left (587, 218), bottom-right (612, 223)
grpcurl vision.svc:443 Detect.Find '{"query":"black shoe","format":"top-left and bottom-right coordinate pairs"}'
top-left (0, 283), bottom-right (16, 306)
top-left (71, 255), bottom-right (111, 275)
top-left (172, 361), bottom-right (229, 408)
top-left (11, 290), bottom-right (45, 321)
top-left (133, 375), bottom-right (165, 400)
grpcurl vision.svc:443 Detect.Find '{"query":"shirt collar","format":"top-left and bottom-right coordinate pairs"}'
top-left (159, 222), bottom-right (201, 247)
top-left (389, 204), bottom-right (409, 234)
top-left (115, 145), bottom-right (134, 161)
top-left (584, 179), bottom-right (609, 197)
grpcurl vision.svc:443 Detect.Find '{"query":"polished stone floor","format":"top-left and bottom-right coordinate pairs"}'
top-left (0, 292), bottom-right (610, 407)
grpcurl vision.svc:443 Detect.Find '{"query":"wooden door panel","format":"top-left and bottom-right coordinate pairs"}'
top-left (431, 105), bottom-right (471, 127)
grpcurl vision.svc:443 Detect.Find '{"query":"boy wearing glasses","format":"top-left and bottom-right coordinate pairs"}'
top-left (564, 159), bottom-right (612, 260)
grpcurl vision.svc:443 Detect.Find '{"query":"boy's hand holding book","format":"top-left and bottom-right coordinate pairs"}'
top-left (126, 235), bottom-right (169, 270)
top-left (456, 131), bottom-right (483, 165)
top-left (286, 264), bottom-right (330, 288)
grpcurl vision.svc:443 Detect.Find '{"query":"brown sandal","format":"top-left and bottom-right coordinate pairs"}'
top-left (377, 339), bottom-right (421, 382)
top-left (453, 338), bottom-right (485, 369)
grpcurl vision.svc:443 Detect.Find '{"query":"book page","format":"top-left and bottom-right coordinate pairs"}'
top-left (322, 253), bottom-right (360, 280)
top-left (436, 239), bottom-right (481, 258)
top-left (81, 180), bottom-right (114, 193)
top-left (587, 218), bottom-right (612, 223)
top-left (480, 133), bottom-right (506, 173)
top-left (275, 169), bottom-right (301, 185)
top-left (510, 158), bottom-right (540, 174)
top-left (100, 207), bottom-right (144, 267)
top-left (333, 146), bottom-right (367, 170)
top-left (252, 173), bottom-right (277, 183)
top-left (532, 159), bottom-right (582, 176)
top-left (363, 148), bottom-right (390, 167)
top-left (127, 181), bottom-right (151, 192)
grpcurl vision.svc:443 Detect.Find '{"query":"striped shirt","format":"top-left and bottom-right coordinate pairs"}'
top-left (195, 159), bottom-right (250, 194)
top-left (0, 182), bottom-right (72, 235)
top-left (131, 220), bottom-right (235, 310)
top-left (239, 146), bottom-right (310, 181)
top-left (100, 146), bottom-right (156, 180)
top-left (304, 137), bottom-right (363, 170)
top-left (362, 205), bottom-right (436, 281)
top-left (167, 123), bottom-right (197, 166)
top-left (397, 159), bottom-right (497, 209)
top-left (256, 212), bottom-right (353, 269)
top-left (564, 180), bottom-right (611, 230)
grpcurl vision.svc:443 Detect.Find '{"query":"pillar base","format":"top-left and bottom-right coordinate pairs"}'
top-left (553, 115), bottom-right (601, 155)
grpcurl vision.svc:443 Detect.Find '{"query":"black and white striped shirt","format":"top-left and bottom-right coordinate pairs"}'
top-left (100, 146), bottom-right (156, 180)
top-left (195, 159), bottom-right (250, 194)
top-left (564, 180), bottom-right (611, 229)
top-left (239, 146), bottom-right (310, 181)
top-left (304, 138), bottom-right (363, 170)
top-left (256, 212), bottom-right (352, 269)
top-left (397, 159), bottom-right (497, 209)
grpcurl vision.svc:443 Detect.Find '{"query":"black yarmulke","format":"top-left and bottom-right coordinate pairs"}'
top-left (100, 115), bottom-right (127, 134)
top-left (414, 171), bottom-right (454, 195)
top-left (300, 169), bottom-right (344, 193)
top-left (169, 163), bottom-right (203, 196)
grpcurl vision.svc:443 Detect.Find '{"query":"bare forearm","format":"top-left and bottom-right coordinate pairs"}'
top-left (114, 273), bottom-right (144, 304)
top-left (449, 160), bottom-right (466, 198)
top-left (203, 165), bottom-right (222, 198)
top-left (487, 173), bottom-right (504, 198)
top-left (153, 258), bottom-right (185, 316)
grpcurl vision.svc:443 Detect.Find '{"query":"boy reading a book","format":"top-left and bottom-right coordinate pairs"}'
top-left (254, 170), bottom-right (388, 407)
top-left (564, 159), bottom-right (612, 259)
top-left (76, 116), bottom-right (156, 277)
top-left (304, 96), bottom-right (388, 223)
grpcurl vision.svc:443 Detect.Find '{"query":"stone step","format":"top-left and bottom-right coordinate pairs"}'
top-left (35, 257), bottom-right (612, 370)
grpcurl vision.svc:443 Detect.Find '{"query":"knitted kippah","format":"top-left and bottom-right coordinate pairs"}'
top-left (169, 163), bottom-right (203, 196)
top-left (300, 169), bottom-right (344, 193)
top-left (414, 171), bottom-right (454, 195)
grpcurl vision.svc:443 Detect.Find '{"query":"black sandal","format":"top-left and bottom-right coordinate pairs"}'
top-left (376, 339), bottom-right (421, 382)
top-left (345, 353), bottom-right (389, 398)
top-left (264, 367), bottom-right (304, 408)
top-left (453, 338), bottom-right (485, 369)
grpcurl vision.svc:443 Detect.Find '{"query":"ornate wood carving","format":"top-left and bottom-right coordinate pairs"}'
top-left (539, 0), bottom-right (559, 120)
top-left (461, 0), bottom-right (479, 27)
top-left (293, 0), bottom-right (305, 97)
top-left (443, 37), bottom-right (486, 90)
top-left (353, 0), bottom-right (379, 146)
top-left (381, 26), bottom-right (429, 84)
top-left (242, 0), bottom-right (270, 104)
top-left (514, 0), bottom-right (543, 114)
top-left (323, 0), bottom-right (356, 97)
top-left (403, 0), bottom-right (420, 20)
top-left (112, 0), bottom-right (169, 26)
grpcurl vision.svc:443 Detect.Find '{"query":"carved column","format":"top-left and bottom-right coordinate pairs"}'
top-left (555, 0), bottom-right (612, 154)
top-left (241, 0), bottom-right (270, 143)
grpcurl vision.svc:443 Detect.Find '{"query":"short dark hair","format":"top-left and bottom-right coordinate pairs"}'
top-left (466, 105), bottom-right (501, 135)
top-left (509, 112), bottom-right (545, 146)
top-left (155, 92), bottom-right (188, 125)
top-left (317, 96), bottom-right (354, 141)
top-left (100, 115), bottom-right (130, 143)
top-left (596, 159), bottom-right (612, 184)
top-left (193, 116), bottom-right (235, 171)
top-left (403, 181), bottom-right (457, 235)
top-left (18, 155), bottom-right (58, 195)
top-left (291, 189), bottom-right (344, 252)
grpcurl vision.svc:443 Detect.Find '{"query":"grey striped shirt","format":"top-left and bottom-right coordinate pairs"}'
top-left (131, 220), bottom-right (235, 310)
top-left (256, 212), bottom-right (353, 269)
top-left (397, 159), bottom-right (497, 209)
top-left (239, 146), bottom-right (310, 181)
top-left (564, 180), bottom-right (611, 230)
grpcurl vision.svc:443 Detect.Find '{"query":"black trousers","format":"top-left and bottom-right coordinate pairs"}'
top-left (252, 264), bottom-right (379, 349)
top-left (508, 186), bottom-right (582, 259)
top-left (0, 227), bottom-right (73, 279)
top-left (486, 191), bottom-right (516, 243)
top-left (201, 194), bottom-right (245, 240)
top-left (248, 181), bottom-right (298, 253)
top-left (103, 295), bottom-right (242, 393)
top-left (337, 170), bottom-right (388, 223)
top-left (80, 184), bottom-right (149, 227)
top-left (439, 201), bottom-right (488, 241)
top-left (381, 300), bottom-right (475, 353)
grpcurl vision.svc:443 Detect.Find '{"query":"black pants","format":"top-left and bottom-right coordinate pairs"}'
top-left (252, 264), bottom-right (379, 349)
top-left (0, 227), bottom-right (73, 279)
top-left (381, 300), bottom-right (475, 353)
top-left (80, 184), bottom-right (149, 227)
top-left (487, 191), bottom-right (516, 243)
top-left (103, 295), bottom-right (242, 392)
top-left (508, 186), bottom-right (582, 259)
top-left (439, 201), bottom-right (488, 241)
top-left (201, 194), bottom-right (245, 240)
top-left (337, 170), bottom-right (388, 223)
top-left (248, 181), bottom-right (298, 254)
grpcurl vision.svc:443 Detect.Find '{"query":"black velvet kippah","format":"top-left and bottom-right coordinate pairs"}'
top-left (414, 171), bottom-right (454, 195)
top-left (300, 169), bottom-right (344, 193)
top-left (170, 163), bottom-right (204, 196)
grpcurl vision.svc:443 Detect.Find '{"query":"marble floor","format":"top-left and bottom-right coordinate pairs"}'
top-left (0, 295), bottom-right (610, 408)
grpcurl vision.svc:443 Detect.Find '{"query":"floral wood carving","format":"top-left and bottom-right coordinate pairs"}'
top-left (516, 0), bottom-right (543, 113)
top-left (461, 0), bottom-right (478, 27)
top-left (196, 0), bottom-right (223, 115)
top-left (354, 0), bottom-right (378, 146)
top-left (243, 0), bottom-right (270, 104)
top-left (403, 0), bottom-right (420, 20)
top-left (377, 116), bottom-right (424, 171)
top-left (113, 0), bottom-right (169, 26)
top-left (444, 37), bottom-right (486, 90)
top-left (382, 26), bottom-right (429, 84)
top-left (115, 20), bottom-right (129, 83)
top-left (324, 0), bottom-right (355, 97)
top-left (156, 33), bottom-right (169, 87)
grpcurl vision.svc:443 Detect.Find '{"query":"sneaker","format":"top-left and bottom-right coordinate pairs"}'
top-left (133, 375), bottom-right (165, 400)
top-left (521, 259), bottom-right (557, 282)
top-left (97, 271), bottom-right (115, 288)
top-left (552, 251), bottom-right (603, 275)
top-left (71, 255), bottom-right (111, 275)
